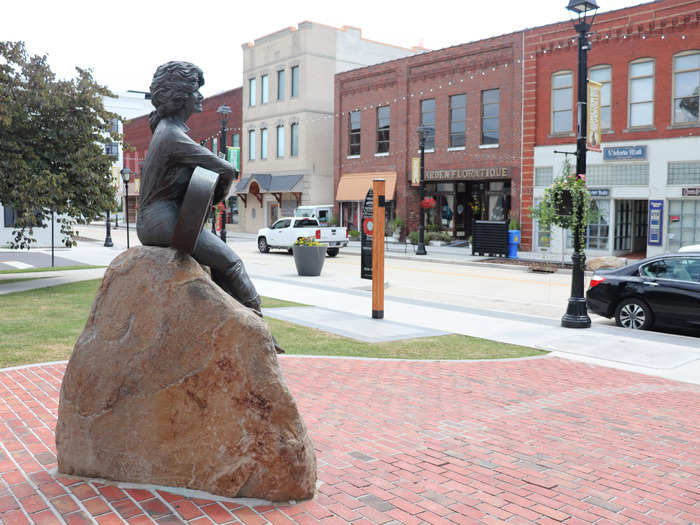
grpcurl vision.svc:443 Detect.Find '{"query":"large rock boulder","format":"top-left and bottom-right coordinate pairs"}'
top-left (56, 246), bottom-right (316, 502)
top-left (587, 256), bottom-right (628, 271)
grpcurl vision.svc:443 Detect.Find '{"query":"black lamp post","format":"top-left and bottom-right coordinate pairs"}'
top-left (120, 167), bottom-right (132, 249)
top-left (561, 0), bottom-right (599, 329)
top-left (217, 104), bottom-right (232, 243)
top-left (104, 208), bottom-right (113, 247)
top-left (416, 125), bottom-right (434, 256)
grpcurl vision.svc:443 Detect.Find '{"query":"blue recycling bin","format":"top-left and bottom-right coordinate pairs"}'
top-left (507, 229), bottom-right (520, 258)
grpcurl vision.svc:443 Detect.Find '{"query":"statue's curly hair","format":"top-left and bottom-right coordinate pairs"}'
top-left (148, 61), bottom-right (204, 132)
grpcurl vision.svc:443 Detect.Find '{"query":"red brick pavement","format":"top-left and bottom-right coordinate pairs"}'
top-left (0, 357), bottom-right (698, 524)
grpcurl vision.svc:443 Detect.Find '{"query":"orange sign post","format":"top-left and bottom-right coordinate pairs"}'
top-left (371, 179), bottom-right (386, 319)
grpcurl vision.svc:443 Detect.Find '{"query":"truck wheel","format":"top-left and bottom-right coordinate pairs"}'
top-left (257, 237), bottom-right (269, 253)
top-left (326, 248), bottom-right (339, 257)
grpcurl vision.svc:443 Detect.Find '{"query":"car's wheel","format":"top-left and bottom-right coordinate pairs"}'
top-left (326, 248), bottom-right (339, 257)
top-left (614, 298), bottom-right (653, 330)
top-left (257, 237), bottom-right (269, 253)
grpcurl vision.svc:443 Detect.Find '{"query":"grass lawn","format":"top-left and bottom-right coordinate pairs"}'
top-left (0, 265), bottom-right (104, 275)
top-left (0, 279), bottom-right (545, 368)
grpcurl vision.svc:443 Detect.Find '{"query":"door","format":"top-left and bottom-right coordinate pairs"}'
top-left (269, 218), bottom-right (290, 247)
top-left (268, 203), bottom-right (279, 227)
top-left (638, 256), bottom-right (700, 327)
top-left (455, 182), bottom-right (468, 239)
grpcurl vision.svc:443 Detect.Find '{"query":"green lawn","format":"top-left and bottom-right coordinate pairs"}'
top-left (0, 279), bottom-right (545, 368)
top-left (0, 265), bottom-right (104, 275)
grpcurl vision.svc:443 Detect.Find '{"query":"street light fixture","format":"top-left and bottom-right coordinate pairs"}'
top-left (416, 125), bottom-right (434, 256)
top-left (120, 167), bottom-right (132, 249)
top-left (561, 0), bottom-right (599, 329)
top-left (217, 104), bottom-right (232, 243)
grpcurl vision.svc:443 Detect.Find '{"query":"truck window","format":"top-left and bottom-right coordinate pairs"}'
top-left (294, 219), bottom-right (318, 228)
top-left (273, 219), bottom-right (291, 229)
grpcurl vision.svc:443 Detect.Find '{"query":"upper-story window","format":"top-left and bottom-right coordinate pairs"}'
top-left (277, 69), bottom-right (285, 101)
top-left (629, 59), bottom-right (654, 128)
top-left (589, 65), bottom-right (612, 130)
top-left (276, 125), bottom-right (285, 157)
top-left (349, 111), bottom-right (361, 156)
top-left (552, 71), bottom-right (573, 134)
top-left (420, 99), bottom-right (435, 150)
top-left (249, 78), bottom-right (256, 107)
top-left (673, 51), bottom-right (700, 124)
top-left (260, 128), bottom-right (268, 159)
top-left (232, 133), bottom-right (240, 148)
top-left (212, 137), bottom-right (218, 154)
top-left (376, 106), bottom-right (390, 154)
top-left (291, 66), bottom-right (300, 97)
top-left (248, 130), bottom-right (255, 160)
top-left (449, 94), bottom-right (466, 148)
top-left (481, 89), bottom-right (500, 145)
top-left (290, 123), bottom-right (299, 157)
top-left (261, 74), bottom-right (269, 104)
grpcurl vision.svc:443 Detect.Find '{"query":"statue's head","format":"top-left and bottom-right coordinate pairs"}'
top-left (149, 61), bottom-right (204, 131)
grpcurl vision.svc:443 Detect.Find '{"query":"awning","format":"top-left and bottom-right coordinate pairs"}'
top-left (235, 174), bottom-right (304, 193)
top-left (335, 172), bottom-right (396, 201)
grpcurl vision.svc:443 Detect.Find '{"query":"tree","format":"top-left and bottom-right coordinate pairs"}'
top-left (0, 41), bottom-right (119, 248)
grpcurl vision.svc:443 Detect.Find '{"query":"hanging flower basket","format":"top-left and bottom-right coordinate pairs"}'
top-left (555, 189), bottom-right (574, 216)
top-left (421, 197), bottom-right (436, 209)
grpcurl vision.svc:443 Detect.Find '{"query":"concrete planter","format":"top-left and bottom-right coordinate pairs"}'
top-left (292, 245), bottom-right (326, 276)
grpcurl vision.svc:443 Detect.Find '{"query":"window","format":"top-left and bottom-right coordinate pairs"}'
top-left (104, 142), bottom-right (119, 158)
top-left (232, 133), bottom-right (240, 148)
top-left (291, 66), bottom-right (299, 97)
top-left (277, 69), bottom-right (285, 101)
top-left (290, 123), bottom-right (299, 157)
top-left (629, 59), bottom-right (654, 127)
top-left (566, 200), bottom-right (610, 250)
top-left (212, 137), bottom-right (218, 154)
top-left (673, 51), bottom-right (700, 124)
top-left (273, 219), bottom-right (291, 229)
top-left (349, 111), bottom-right (361, 156)
top-left (3, 205), bottom-right (16, 228)
top-left (552, 71), bottom-right (573, 133)
top-left (641, 257), bottom-right (700, 283)
top-left (249, 78), bottom-right (256, 107)
top-left (260, 128), bottom-right (268, 159)
top-left (376, 106), bottom-right (390, 154)
top-left (589, 65), bottom-right (612, 130)
top-left (449, 94), bottom-right (466, 147)
top-left (261, 74), bottom-right (269, 104)
top-left (294, 219), bottom-right (317, 228)
top-left (668, 199), bottom-right (700, 252)
top-left (420, 99), bottom-right (435, 150)
top-left (481, 89), bottom-right (500, 145)
top-left (533, 199), bottom-right (551, 249)
top-left (276, 125), bottom-right (285, 157)
top-left (248, 130), bottom-right (255, 160)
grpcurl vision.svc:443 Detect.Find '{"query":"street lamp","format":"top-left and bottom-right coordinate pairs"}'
top-left (561, 0), bottom-right (599, 329)
top-left (120, 167), bottom-right (132, 249)
top-left (217, 104), bottom-right (232, 243)
top-left (416, 125), bottom-right (434, 256)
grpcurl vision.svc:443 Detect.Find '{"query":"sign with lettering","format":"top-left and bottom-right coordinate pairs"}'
top-left (682, 187), bottom-right (700, 197)
top-left (361, 189), bottom-right (373, 280)
top-left (603, 145), bottom-right (647, 161)
top-left (424, 167), bottom-right (510, 181)
top-left (648, 200), bottom-right (663, 246)
top-left (588, 188), bottom-right (610, 197)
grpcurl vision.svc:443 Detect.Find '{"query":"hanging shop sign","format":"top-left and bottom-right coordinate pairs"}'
top-left (682, 187), bottom-right (700, 197)
top-left (603, 145), bottom-right (647, 161)
top-left (411, 157), bottom-right (421, 187)
top-left (424, 167), bottom-right (509, 181)
top-left (361, 188), bottom-right (373, 280)
top-left (648, 200), bottom-right (664, 246)
top-left (588, 188), bottom-right (610, 197)
top-left (587, 80), bottom-right (602, 152)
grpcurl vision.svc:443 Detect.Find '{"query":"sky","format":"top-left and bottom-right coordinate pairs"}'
top-left (3, 0), bottom-right (649, 97)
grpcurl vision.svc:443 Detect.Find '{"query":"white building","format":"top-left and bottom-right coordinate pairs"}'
top-left (235, 22), bottom-right (422, 233)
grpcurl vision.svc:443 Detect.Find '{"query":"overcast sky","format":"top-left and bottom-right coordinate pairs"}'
top-left (4, 0), bottom-right (647, 97)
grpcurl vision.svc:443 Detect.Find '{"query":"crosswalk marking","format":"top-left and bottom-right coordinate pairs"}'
top-left (0, 261), bottom-right (34, 269)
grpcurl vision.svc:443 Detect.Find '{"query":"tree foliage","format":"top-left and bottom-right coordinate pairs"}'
top-left (0, 41), bottom-right (119, 248)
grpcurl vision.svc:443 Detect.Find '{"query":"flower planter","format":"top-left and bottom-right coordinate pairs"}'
top-left (292, 245), bottom-right (326, 276)
top-left (555, 189), bottom-right (574, 216)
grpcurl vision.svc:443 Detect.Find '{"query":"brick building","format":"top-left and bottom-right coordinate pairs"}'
top-left (123, 88), bottom-right (242, 222)
top-left (523, 0), bottom-right (700, 256)
top-left (334, 32), bottom-right (524, 244)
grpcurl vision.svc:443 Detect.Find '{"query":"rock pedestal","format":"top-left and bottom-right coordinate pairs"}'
top-left (56, 246), bottom-right (316, 502)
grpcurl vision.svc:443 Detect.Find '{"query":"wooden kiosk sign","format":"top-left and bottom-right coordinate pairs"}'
top-left (360, 180), bottom-right (386, 319)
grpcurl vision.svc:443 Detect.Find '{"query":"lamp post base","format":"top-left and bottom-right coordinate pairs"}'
top-left (561, 297), bottom-right (591, 328)
top-left (416, 243), bottom-right (427, 255)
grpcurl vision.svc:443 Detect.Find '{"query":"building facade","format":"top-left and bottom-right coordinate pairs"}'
top-left (523, 0), bottom-right (700, 257)
top-left (334, 32), bottom-right (524, 241)
top-left (237, 22), bottom-right (420, 233)
top-left (123, 88), bottom-right (242, 223)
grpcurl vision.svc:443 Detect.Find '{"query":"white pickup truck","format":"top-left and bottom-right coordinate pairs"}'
top-left (257, 217), bottom-right (348, 257)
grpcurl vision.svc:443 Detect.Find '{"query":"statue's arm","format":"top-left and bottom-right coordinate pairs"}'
top-left (172, 135), bottom-right (236, 204)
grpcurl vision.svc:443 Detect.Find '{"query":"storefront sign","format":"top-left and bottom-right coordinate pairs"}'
top-left (424, 167), bottom-right (509, 181)
top-left (682, 187), bottom-right (700, 196)
top-left (361, 189), bottom-right (373, 280)
top-left (411, 157), bottom-right (421, 187)
top-left (648, 200), bottom-right (663, 246)
top-left (587, 80), bottom-right (602, 152)
top-left (589, 188), bottom-right (610, 197)
top-left (603, 145), bottom-right (647, 161)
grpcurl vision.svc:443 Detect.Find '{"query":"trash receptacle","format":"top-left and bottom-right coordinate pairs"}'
top-left (507, 229), bottom-right (520, 258)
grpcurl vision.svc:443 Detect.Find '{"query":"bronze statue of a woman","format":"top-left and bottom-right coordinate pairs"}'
top-left (137, 61), bottom-right (261, 313)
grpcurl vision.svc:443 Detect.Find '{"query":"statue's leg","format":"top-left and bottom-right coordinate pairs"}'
top-left (192, 229), bottom-right (261, 311)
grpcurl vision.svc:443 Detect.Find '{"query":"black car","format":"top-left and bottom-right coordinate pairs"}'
top-left (586, 252), bottom-right (700, 330)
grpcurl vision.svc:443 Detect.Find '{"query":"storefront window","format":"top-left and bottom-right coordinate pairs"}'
top-left (668, 199), bottom-right (700, 252)
top-left (566, 200), bottom-right (610, 250)
top-left (533, 199), bottom-right (551, 250)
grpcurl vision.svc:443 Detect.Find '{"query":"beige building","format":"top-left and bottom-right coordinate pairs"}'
top-left (235, 22), bottom-right (421, 233)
